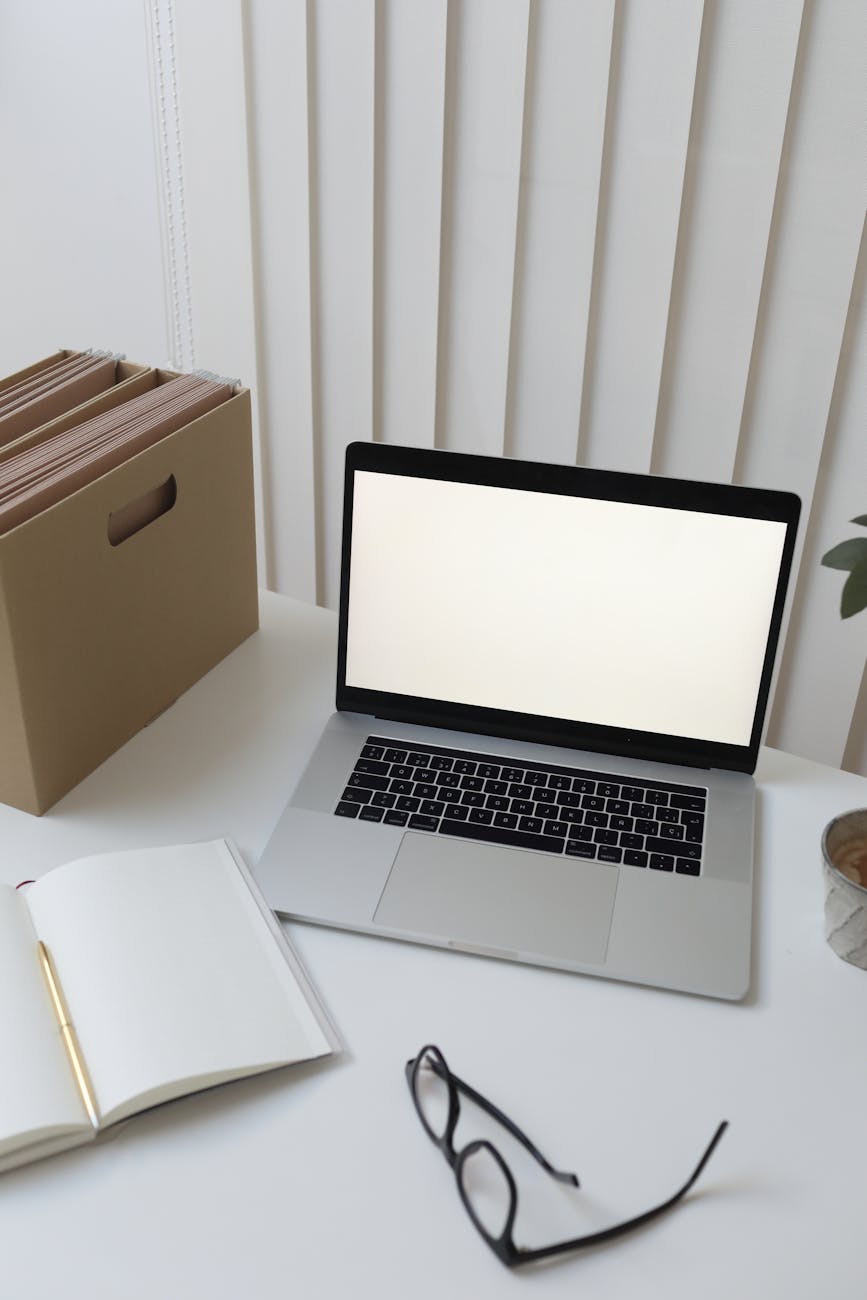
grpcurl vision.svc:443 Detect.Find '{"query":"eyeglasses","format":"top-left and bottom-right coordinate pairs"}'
top-left (406, 1044), bottom-right (728, 1268)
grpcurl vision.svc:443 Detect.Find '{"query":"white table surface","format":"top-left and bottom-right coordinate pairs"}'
top-left (2, 591), bottom-right (865, 1300)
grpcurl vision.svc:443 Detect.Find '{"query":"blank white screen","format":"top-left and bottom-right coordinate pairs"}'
top-left (345, 472), bottom-right (787, 746)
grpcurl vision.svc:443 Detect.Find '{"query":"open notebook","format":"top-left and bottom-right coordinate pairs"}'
top-left (0, 839), bottom-right (338, 1175)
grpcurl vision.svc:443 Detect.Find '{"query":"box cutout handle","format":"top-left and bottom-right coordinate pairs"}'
top-left (108, 475), bottom-right (177, 546)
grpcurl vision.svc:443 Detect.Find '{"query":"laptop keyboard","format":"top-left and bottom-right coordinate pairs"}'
top-left (334, 736), bottom-right (706, 876)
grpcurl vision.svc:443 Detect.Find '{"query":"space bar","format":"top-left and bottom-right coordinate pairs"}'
top-left (439, 819), bottom-right (565, 854)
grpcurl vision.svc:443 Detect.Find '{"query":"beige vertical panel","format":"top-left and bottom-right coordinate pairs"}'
top-left (735, 0), bottom-right (866, 749)
top-left (245, 0), bottom-right (316, 601)
top-left (506, 0), bottom-right (615, 466)
top-left (769, 222), bottom-right (866, 768)
top-left (653, 0), bottom-right (803, 484)
top-left (436, 0), bottom-right (530, 456)
top-left (311, 0), bottom-right (376, 609)
top-left (376, 0), bottom-right (448, 449)
top-left (170, 0), bottom-right (266, 582)
top-left (579, 0), bottom-right (704, 473)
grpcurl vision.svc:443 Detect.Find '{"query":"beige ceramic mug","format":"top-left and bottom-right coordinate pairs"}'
top-left (821, 809), bottom-right (867, 969)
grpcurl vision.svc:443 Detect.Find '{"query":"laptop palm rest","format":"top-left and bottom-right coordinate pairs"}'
top-left (374, 833), bottom-right (618, 965)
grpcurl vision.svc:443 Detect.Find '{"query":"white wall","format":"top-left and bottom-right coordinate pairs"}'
top-left (1, 0), bottom-right (865, 773)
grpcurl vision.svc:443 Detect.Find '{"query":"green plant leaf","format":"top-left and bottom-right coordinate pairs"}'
top-left (852, 515), bottom-right (867, 527)
top-left (821, 537), bottom-right (867, 571)
top-left (841, 558), bottom-right (867, 619)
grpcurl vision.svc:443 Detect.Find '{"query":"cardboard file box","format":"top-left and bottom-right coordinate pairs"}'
top-left (0, 369), bottom-right (258, 814)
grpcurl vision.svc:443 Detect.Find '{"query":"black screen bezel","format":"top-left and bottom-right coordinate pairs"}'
top-left (336, 442), bottom-right (800, 775)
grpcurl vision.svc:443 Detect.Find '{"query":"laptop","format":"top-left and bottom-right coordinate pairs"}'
top-left (255, 442), bottom-right (800, 1000)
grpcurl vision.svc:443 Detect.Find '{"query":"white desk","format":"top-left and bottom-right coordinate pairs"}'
top-left (2, 592), bottom-right (865, 1299)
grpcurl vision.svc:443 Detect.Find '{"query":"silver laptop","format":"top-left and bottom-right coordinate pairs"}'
top-left (255, 443), bottom-right (799, 1000)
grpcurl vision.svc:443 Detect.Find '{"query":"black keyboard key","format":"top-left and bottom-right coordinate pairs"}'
top-left (460, 775), bottom-right (484, 791)
top-left (557, 791), bottom-right (582, 808)
top-left (468, 807), bottom-right (494, 824)
top-left (584, 810), bottom-right (609, 827)
top-left (524, 771), bottom-right (547, 787)
top-left (484, 779), bottom-right (509, 795)
top-left (649, 853), bottom-right (675, 871)
top-left (428, 754), bottom-right (453, 770)
top-left (681, 810), bottom-right (705, 828)
top-left (631, 803), bottom-right (655, 819)
top-left (341, 787), bottom-right (373, 804)
top-left (596, 782), bottom-right (620, 798)
top-left (670, 794), bottom-right (706, 812)
top-left (444, 804), bottom-right (469, 821)
top-left (396, 795), bottom-right (420, 812)
top-left (420, 799), bottom-right (446, 817)
top-left (476, 763), bottom-right (500, 779)
top-left (645, 790), bottom-right (669, 806)
top-left (559, 807), bottom-right (585, 824)
top-left (493, 812), bottom-right (518, 829)
top-left (623, 849), bottom-right (648, 868)
top-left (645, 835), bottom-right (700, 860)
top-left (335, 801), bottom-right (361, 818)
top-left (594, 829), bottom-right (618, 845)
top-left (658, 823), bottom-right (685, 840)
top-left (509, 783), bottom-right (532, 800)
top-left (606, 799), bottom-right (630, 816)
top-left (685, 825), bottom-right (704, 844)
top-left (572, 779), bottom-right (595, 794)
top-left (461, 791), bottom-right (486, 807)
top-left (384, 810), bottom-right (408, 827)
top-left (565, 840), bottom-right (597, 858)
top-left (676, 859), bottom-right (701, 876)
top-left (609, 814), bottom-right (633, 832)
top-left (360, 805), bottom-right (385, 823)
top-left (371, 791), bottom-right (397, 808)
top-left (414, 783), bottom-right (438, 800)
top-left (383, 748), bottom-right (407, 763)
top-left (619, 831), bottom-right (643, 849)
top-left (414, 769), bottom-right (437, 784)
top-left (568, 824), bottom-right (593, 841)
top-left (598, 846), bottom-right (622, 864)
top-left (355, 758), bottom-right (390, 776)
top-left (390, 764), bottom-right (415, 780)
top-left (621, 786), bottom-right (645, 801)
top-left (512, 799), bottom-right (536, 816)
top-left (390, 779), bottom-right (415, 795)
top-left (440, 819), bottom-right (565, 855)
top-left (409, 813), bottom-right (439, 831)
top-left (407, 752), bottom-right (431, 767)
top-left (534, 788), bottom-right (556, 805)
top-left (361, 744), bottom-right (385, 759)
top-left (348, 772), bottom-right (390, 791)
top-left (519, 816), bottom-right (544, 834)
top-left (546, 821), bottom-right (569, 837)
top-left (582, 795), bottom-right (606, 811)
top-left (436, 772), bottom-right (461, 788)
top-left (635, 818), bottom-right (658, 836)
top-left (547, 774), bottom-right (571, 790)
top-left (655, 807), bottom-right (679, 824)
top-left (501, 767), bottom-right (524, 782)
top-left (486, 794), bottom-right (510, 812)
top-left (452, 759), bottom-right (476, 774)
top-left (439, 787), bottom-right (462, 803)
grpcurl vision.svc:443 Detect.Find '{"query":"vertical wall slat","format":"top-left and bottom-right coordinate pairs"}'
top-left (435, 0), bottom-right (530, 457)
top-left (769, 219), bottom-right (866, 766)
top-left (170, 0), bottom-right (266, 582)
top-left (652, 0), bottom-right (804, 485)
top-left (311, 0), bottom-right (376, 609)
top-left (579, 0), bottom-right (704, 474)
top-left (244, 0), bottom-right (317, 601)
top-left (506, 0), bottom-right (615, 467)
top-left (376, 0), bottom-right (448, 449)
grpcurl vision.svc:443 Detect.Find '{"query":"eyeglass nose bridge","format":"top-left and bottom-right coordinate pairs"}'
top-left (455, 1138), bottom-right (520, 1247)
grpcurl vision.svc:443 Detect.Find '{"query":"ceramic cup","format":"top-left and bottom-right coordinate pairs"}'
top-left (821, 808), bottom-right (867, 969)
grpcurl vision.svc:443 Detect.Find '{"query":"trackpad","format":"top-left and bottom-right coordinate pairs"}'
top-left (373, 833), bottom-right (618, 966)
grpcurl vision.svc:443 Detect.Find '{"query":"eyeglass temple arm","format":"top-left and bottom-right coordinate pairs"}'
top-left (513, 1119), bottom-right (729, 1265)
top-left (445, 1067), bottom-right (580, 1188)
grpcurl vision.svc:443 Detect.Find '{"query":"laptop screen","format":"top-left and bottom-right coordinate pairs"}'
top-left (338, 446), bottom-right (800, 773)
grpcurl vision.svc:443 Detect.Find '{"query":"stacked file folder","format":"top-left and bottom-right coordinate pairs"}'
top-left (0, 351), bottom-right (258, 814)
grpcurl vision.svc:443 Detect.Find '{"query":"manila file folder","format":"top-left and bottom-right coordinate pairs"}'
top-left (0, 363), bottom-right (259, 814)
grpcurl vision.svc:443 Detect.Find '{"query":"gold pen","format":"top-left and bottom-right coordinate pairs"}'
top-left (37, 940), bottom-right (100, 1130)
